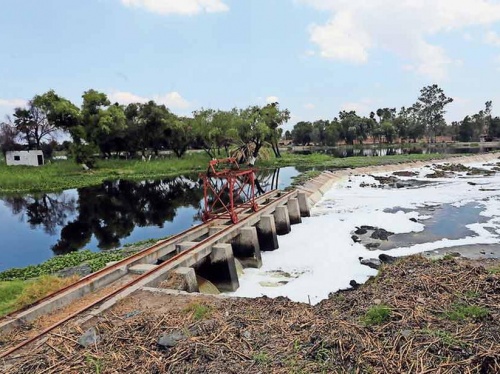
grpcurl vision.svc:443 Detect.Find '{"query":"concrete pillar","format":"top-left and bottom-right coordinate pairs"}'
top-left (297, 192), bottom-right (311, 217)
top-left (274, 205), bottom-right (291, 235)
top-left (209, 244), bottom-right (239, 292)
top-left (174, 267), bottom-right (199, 292)
top-left (256, 214), bottom-right (279, 251)
top-left (287, 198), bottom-right (302, 225)
top-left (231, 227), bottom-right (262, 268)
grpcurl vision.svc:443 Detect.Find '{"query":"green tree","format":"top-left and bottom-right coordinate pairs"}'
top-left (260, 102), bottom-right (290, 157)
top-left (414, 84), bottom-right (453, 142)
top-left (291, 121), bottom-right (313, 145)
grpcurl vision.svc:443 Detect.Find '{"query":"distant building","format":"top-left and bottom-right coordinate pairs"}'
top-left (6, 150), bottom-right (44, 166)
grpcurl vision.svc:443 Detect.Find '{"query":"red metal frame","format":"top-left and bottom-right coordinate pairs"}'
top-left (201, 158), bottom-right (258, 223)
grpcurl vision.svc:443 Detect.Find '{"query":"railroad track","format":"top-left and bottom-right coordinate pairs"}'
top-left (0, 188), bottom-right (298, 360)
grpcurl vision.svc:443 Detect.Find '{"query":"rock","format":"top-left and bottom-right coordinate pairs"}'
top-left (56, 263), bottom-right (93, 278)
top-left (370, 228), bottom-right (394, 241)
top-left (349, 280), bottom-right (361, 289)
top-left (401, 329), bottom-right (412, 338)
top-left (366, 243), bottom-right (381, 249)
top-left (81, 163), bottom-right (90, 171)
top-left (242, 330), bottom-right (251, 340)
top-left (360, 225), bottom-right (376, 230)
top-left (409, 218), bottom-right (418, 223)
top-left (360, 258), bottom-right (381, 270)
top-left (158, 331), bottom-right (185, 348)
top-left (379, 254), bottom-right (397, 264)
top-left (373, 299), bottom-right (382, 305)
top-left (354, 227), bottom-right (368, 235)
top-left (393, 171), bottom-right (417, 177)
top-left (351, 235), bottom-right (361, 243)
top-left (468, 182), bottom-right (477, 186)
top-left (78, 327), bottom-right (100, 348)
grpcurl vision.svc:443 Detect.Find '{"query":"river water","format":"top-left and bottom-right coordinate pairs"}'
top-left (0, 167), bottom-right (300, 271)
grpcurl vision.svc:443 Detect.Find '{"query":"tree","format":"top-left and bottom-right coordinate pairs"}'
top-left (260, 102), bottom-right (290, 158)
top-left (165, 117), bottom-right (195, 158)
top-left (0, 122), bottom-right (21, 156)
top-left (291, 121), bottom-right (313, 145)
top-left (414, 84), bottom-right (453, 142)
top-left (458, 116), bottom-right (474, 142)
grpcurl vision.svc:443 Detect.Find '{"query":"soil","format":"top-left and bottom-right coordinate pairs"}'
top-left (5, 256), bottom-right (500, 373)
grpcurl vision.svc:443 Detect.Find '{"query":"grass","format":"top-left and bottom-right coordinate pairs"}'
top-left (253, 352), bottom-right (271, 365)
top-left (0, 150), bottom-right (469, 194)
top-left (420, 329), bottom-right (463, 347)
top-left (443, 303), bottom-right (489, 321)
top-left (0, 275), bottom-right (79, 316)
top-left (184, 302), bottom-right (212, 321)
top-left (0, 280), bottom-right (28, 315)
top-left (362, 304), bottom-right (392, 326)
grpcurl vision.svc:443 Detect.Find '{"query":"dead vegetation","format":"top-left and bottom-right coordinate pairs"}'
top-left (4, 256), bottom-right (500, 373)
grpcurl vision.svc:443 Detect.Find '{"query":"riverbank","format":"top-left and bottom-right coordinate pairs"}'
top-left (7, 255), bottom-right (500, 373)
top-left (0, 151), bottom-right (468, 194)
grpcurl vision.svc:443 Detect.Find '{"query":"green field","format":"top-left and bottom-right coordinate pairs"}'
top-left (0, 151), bottom-right (467, 194)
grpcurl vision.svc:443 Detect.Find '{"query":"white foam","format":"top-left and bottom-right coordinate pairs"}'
top-left (231, 160), bottom-right (500, 304)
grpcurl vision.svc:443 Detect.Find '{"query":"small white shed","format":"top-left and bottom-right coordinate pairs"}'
top-left (6, 150), bottom-right (44, 166)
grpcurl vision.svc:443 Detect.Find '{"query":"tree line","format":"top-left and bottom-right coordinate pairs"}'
top-left (0, 89), bottom-right (290, 166)
top-left (290, 85), bottom-right (500, 146)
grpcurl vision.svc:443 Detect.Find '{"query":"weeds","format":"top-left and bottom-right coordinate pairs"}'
top-left (184, 303), bottom-right (212, 321)
top-left (362, 304), bottom-right (392, 326)
top-left (443, 303), bottom-right (489, 321)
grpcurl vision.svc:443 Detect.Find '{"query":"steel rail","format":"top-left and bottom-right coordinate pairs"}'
top-left (0, 189), bottom-right (296, 360)
top-left (3, 189), bottom-right (280, 320)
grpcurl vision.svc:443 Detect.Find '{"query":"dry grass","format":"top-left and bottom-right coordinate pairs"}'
top-left (5, 257), bottom-right (500, 373)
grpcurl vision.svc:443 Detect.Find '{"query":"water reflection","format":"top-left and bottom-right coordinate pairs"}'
top-left (295, 146), bottom-right (500, 158)
top-left (0, 168), bottom-right (298, 267)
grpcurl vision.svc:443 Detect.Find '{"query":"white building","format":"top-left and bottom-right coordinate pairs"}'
top-left (6, 150), bottom-right (44, 166)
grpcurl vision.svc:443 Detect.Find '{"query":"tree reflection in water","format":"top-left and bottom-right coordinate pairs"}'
top-left (1, 169), bottom-right (285, 256)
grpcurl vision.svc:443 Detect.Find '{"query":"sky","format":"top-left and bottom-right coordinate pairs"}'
top-left (2, 0), bottom-right (500, 131)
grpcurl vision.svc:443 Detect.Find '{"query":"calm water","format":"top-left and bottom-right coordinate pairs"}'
top-left (0, 167), bottom-right (300, 271)
top-left (294, 145), bottom-right (500, 158)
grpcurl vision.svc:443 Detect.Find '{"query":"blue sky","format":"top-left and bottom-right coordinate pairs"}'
top-left (2, 0), bottom-right (500, 131)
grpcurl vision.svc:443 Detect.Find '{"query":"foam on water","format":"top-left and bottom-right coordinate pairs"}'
top-left (231, 160), bottom-right (500, 304)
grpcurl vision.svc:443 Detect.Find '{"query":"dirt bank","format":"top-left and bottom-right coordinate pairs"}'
top-left (6, 256), bottom-right (500, 373)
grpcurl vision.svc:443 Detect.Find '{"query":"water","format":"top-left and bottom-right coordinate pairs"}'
top-left (380, 202), bottom-right (488, 250)
top-left (293, 145), bottom-right (500, 158)
top-left (0, 167), bottom-right (299, 271)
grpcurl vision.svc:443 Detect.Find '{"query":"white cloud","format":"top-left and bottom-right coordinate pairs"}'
top-left (485, 30), bottom-right (500, 46)
top-left (109, 90), bottom-right (190, 110)
top-left (266, 96), bottom-right (280, 104)
top-left (120, 0), bottom-right (229, 15)
top-left (300, 0), bottom-right (500, 80)
top-left (304, 103), bottom-right (316, 110)
top-left (0, 98), bottom-right (27, 108)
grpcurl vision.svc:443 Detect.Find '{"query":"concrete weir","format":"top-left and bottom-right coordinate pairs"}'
top-left (4, 153), bottom-right (496, 334)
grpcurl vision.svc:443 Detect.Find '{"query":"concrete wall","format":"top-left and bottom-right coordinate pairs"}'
top-left (6, 150), bottom-right (44, 166)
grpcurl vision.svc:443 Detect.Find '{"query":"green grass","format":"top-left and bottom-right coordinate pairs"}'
top-left (443, 304), bottom-right (489, 321)
top-left (362, 304), bottom-right (392, 326)
top-left (0, 150), bottom-right (469, 194)
top-left (0, 249), bottom-right (139, 281)
top-left (184, 302), bottom-right (212, 320)
top-left (253, 352), bottom-right (271, 365)
top-left (420, 329), bottom-right (463, 347)
top-left (0, 280), bottom-right (28, 315)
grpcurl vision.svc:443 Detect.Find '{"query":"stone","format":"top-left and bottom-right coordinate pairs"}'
top-left (158, 331), bottom-right (185, 348)
top-left (351, 235), bottom-right (361, 243)
top-left (360, 258), bottom-right (381, 270)
top-left (373, 299), bottom-right (382, 305)
top-left (379, 254), bottom-right (397, 264)
top-left (409, 218), bottom-right (418, 223)
top-left (366, 243), bottom-right (381, 249)
top-left (56, 263), bottom-right (92, 278)
top-left (242, 330), bottom-right (251, 339)
top-left (401, 330), bottom-right (412, 338)
top-left (370, 228), bottom-right (394, 241)
top-left (78, 327), bottom-right (100, 348)
top-left (354, 227), bottom-right (368, 235)
top-left (349, 280), bottom-right (361, 289)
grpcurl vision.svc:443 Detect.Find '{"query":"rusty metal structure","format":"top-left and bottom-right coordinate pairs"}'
top-left (200, 158), bottom-right (258, 223)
